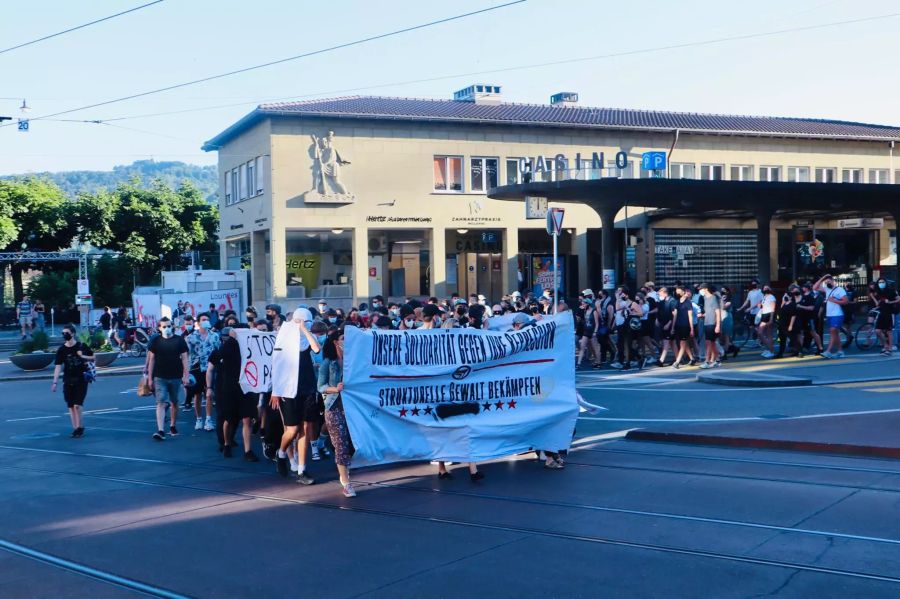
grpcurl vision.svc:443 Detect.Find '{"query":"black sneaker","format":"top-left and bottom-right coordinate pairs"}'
top-left (71, 429), bottom-right (79, 438)
top-left (263, 443), bottom-right (276, 461)
top-left (182, 403), bottom-right (193, 412)
top-left (169, 426), bottom-right (178, 436)
top-left (276, 455), bottom-right (289, 477)
top-left (244, 450), bottom-right (260, 462)
top-left (223, 445), bottom-right (233, 458)
top-left (296, 472), bottom-right (315, 485)
top-left (152, 431), bottom-right (165, 441)
top-left (75, 427), bottom-right (84, 437)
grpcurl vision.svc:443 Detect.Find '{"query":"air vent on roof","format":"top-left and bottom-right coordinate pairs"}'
top-left (453, 84), bottom-right (502, 104)
top-left (550, 92), bottom-right (578, 107)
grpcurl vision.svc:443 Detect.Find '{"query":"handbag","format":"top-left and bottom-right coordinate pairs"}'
top-left (627, 315), bottom-right (643, 331)
top-left (137, 375), bottom-right (153, 397)
top-left (83, 361), bottom-right (97, 384)
top-left (754, 312), bottom-right (763, 325)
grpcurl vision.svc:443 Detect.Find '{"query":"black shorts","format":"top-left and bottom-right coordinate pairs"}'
top-left (188, 368), bottom-right (206, 395)
top-left (63, 381), bottom-right (88, 407)
top-left (758, 313), bottom-right (773, 325)
top-left (221, 392), bottom-right (259, 421)
top-left (674, 325), bottom-right (692, 341)
top-left (658, 321), bottom-right (673, 340)
top-left (876, 312), bottom-right (894, 331)
top-left (704, 325), bottom-right (718, 342)
top-left (279, 394), bottom-right (318, 427)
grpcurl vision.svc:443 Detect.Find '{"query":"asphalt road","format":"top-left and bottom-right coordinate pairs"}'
top-left (1, 369), bottom-right (900, 597)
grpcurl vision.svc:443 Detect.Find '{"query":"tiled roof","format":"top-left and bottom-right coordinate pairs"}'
top-left (203, 96), bottom-right (900, 150)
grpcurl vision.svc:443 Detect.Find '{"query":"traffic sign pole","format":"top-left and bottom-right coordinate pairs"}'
top-left (552, 230), bottom-right (558, 315)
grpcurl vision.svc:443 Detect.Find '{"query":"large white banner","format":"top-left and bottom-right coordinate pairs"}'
top-left (235, 329), bottom-right (277, 394)
top-left (131, 290), bottom-right (242, 329)
top-left (341, 313), bottom-right (578, 466)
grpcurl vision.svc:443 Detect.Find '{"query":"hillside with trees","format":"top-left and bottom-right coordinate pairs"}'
top-left (1, 160), bottom-right (218, 202)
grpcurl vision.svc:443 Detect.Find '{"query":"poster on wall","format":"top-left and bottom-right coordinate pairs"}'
top-left (286, 254), bottom-right (321, 287)
top-left (531, 255), bottom-right (565, 295)
top-left (798, 238), bottom-right (825, 267)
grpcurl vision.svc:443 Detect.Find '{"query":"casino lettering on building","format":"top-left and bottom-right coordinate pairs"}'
top-left (202, 84), bottom-right (900, 307)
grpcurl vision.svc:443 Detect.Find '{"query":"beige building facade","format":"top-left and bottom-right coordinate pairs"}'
top-left (204, 91), bottom-right (900, 307)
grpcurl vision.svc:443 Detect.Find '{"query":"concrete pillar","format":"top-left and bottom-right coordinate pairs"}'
top-left (352, 226), bottom-right (369, 306)
top-left (430, 228), bottom-right (446, 299)
top-left (574, 227), bottom-right (589, 292)
top-left (270, 226), bottom-right (286, 301)
top-left (504, 227), bottom-right (520, 293)
top-left (755, 208), bottom-right (774, 283)
top-left (598, 203), bottom-right (620, 289)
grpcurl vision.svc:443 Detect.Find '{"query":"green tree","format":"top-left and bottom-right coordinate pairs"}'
top-left (0, 178), bottom-right (76, 300)
top-left (75, 179), bottom-right (219, 284)
top-left (25, 270), bottom-right (77, 311)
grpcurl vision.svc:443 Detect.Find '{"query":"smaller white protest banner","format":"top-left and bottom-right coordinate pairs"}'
top-left (235, 329), bottom-right (277, 394)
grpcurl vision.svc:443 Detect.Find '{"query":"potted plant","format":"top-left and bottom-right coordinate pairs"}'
top-left (79, 329), bottom-right (119, 368)
top-left (9, 330), bottom-right (55, 371)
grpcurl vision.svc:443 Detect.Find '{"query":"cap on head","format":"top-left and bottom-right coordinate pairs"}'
top-left (512, 312), bottom-right (533, 326)
top-left (292, 308), bottom-right (313, 323)
top-left (581, 289), bottom-right (594, 298)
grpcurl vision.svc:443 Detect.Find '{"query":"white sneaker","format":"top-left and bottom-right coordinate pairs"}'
top-left (835, 351), bottom-right (845, 359)
top-left (610, 362), bottom-right (623, 369)
top-left (194, 418), bottom-right (203, 431)
top-left (204, 417), bottom-right (214, 431)
top-left (342, 483), bottom-right (357, 498)
top-left (289, 455), bottom-right (299, 473)
top-left (822, 351), bottom-right (833, 359)
top-left (699, 362), bottom-right (711, 369)
top-left (311, 445), bottom-right (321, 461)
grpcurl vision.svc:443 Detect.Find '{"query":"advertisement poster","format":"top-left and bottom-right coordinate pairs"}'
top-left (341, 313), bottom-right (578, 466)
top-left (286, 254), bottom-right (321, 287)
top-left (531, 255), bottom-right (565, 296)
top-left (798, 238), bottom-right (825, 267)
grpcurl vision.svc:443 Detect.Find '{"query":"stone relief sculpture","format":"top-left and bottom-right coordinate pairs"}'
top-left (303, 130), bottom-right (355, 203)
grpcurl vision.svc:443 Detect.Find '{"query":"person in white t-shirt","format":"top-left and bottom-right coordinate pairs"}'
top-left (738, 279), bottom-right (764, 347)
top-left (757, 285), bottom-right (778, 358)
top-left (814, 274), bottom-right (849, 358)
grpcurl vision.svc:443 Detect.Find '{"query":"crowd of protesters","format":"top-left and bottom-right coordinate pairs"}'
top-left (46, 272), bottom-right (898, 496)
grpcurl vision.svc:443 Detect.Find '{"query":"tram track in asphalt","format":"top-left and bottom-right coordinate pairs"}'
top-left (1, 461), bottom-right (898, 586)
top-left (2, 445), bottom-right (900, 550)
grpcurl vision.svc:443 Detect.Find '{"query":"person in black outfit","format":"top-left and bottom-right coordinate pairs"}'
top-left (874, 278), bottom-right (899, 356)
top-left (208, 327), bottom-right (260, 461)
top-left (51, 324), bottom-right (95, 437)
top-left (98, 307), bottom-right (112, 343)
top-left (776, 287), bottom-right (801, 358)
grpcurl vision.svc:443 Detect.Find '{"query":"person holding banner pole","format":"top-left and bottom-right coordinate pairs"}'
top-left (318, 328), bottom-right (356, 498)
top-left (270, 308), bottom-right (321, 484)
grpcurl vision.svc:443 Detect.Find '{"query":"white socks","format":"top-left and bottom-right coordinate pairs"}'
top-left (277, 449), bottom-right (287, 459)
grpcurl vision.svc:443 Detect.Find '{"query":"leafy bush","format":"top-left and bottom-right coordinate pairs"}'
top-left (17, 330), bottom-right (50, 354)
top-left (77, 329), bottom-right (113, 352)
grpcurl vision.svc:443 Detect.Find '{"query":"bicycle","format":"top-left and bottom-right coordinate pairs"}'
top-left (128, 326), bottom-right (152, 358)
top-left (854, 309), bottom-right (880, 351)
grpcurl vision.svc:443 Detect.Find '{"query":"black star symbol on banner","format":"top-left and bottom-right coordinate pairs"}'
top-left (507, 399), bottom-right (517, 409)
top-left (399, 408), bottom-right (408, 417)
top-left (411, 407), bottom-right (421, 416)
top-left (495, 401), bottom-right (504, 411)
top-left (482, 402), bottom-right (492, 412)
top-left (424, 406), bottom-right (433, 415)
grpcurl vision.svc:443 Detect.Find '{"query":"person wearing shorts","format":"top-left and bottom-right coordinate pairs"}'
top-left (147, 317), bottom-right (190, 440)
top-left (208, 327), bottom-right (260, 461)
top-left (815, 274), bottom-right (848, 358)
top-left (51, 324), bottom-right (95, 437)
top-left (874, 278), bottom-right (899, 356)
top-left (270, 309), bottom-right (321, 484)
top-left (671, 287), bottom-right (696, 368)
top-left (699, 284), bottom-right (721, 368)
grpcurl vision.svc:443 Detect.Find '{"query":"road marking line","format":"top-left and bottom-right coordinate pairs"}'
top-left (5, 415), bottom-right (62, 422)
top-left (865, 387), bottom-right (900, 393)
top-left (830, 379), bottom-right (900, 389)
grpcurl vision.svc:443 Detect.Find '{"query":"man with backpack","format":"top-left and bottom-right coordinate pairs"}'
top-left (51, 324), bottom-right (95, 438)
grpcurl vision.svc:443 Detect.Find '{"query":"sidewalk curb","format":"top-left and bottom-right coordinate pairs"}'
top-left (0, 368), bottom-right (142, 383)
top-left (625, 430), bottom-right (900, 459)
top-left (696, 371), bottom-right (813, 387)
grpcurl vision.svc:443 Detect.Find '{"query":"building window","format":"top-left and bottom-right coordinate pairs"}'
top-left (815, 167), bottom-right (836, 183)
top-left (239, 163), bottom-right (248, 200)
top-left (607, 161), bottom-right (633, 179)
top-left (788, 167), bottom-right (810, 182)
top-left (759, 166), bottom-right (781, 182)
top-left (895, 170), bottom-right (900, 185)
top-left (869, 169), bottom-right (889, 184)
top-left (842, 168), bottom-right (863, 183)
top-left (231, 169), bottom-right (239, 203)
top-left (224, 172), bottom-right (232, 205)
top-left (670, 163), bottom-right (695, 179)
top-left (255, 156), bottom-right (265, 194)
top-left (246, 160), bottom-right (255, 198)
top-left (505, 158), bottom-right (521, 185)
top-left (700, 164), bottom-right (724, 181)
top-left (470, 157), bottom-right (498, 193)
top-left (730, 165), bottom-right (753, 181)
top-left (433, 156), bottom-right (463, 192)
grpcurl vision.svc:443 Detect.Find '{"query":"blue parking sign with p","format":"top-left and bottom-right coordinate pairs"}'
top-left (641, 151), bottom-right (666, 170)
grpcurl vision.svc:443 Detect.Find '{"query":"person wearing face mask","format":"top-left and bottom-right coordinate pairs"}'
top-left (874, 278), bottom-right (899, 356)
top-left (325, 308), bottom-right (341, 328)
top-left (147, 317), bottom-right (190, 441)
top-left (399, 304), bottom-right (417, 330)
top-left (796, 284), bottom-right (823, 355)
top-left (737, 279), bottom-right (764, 348)
top-left (814, 274), bottom-right (849, 358)
top-left (357, 303), bottom-right (371, 328)
top-left (245, 306), bottom-right (258, 326)
top-left (757, 285), bottom-right (778, 359)
top-left (346, 308), bottom-right (362, 328)
top-left (265, 304), bottom-right (282, 326)
top-left (187, 313), bottom-right (222, 432)
top-left (51, 324), bottom-right (95, 438)
top-left (775, 286), bottom-right (801, 359)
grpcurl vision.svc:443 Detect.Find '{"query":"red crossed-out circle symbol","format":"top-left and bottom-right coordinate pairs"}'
top-left (244, 361), bottom-right (258, 387)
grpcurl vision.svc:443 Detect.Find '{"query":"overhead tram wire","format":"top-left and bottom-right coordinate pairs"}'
top-left (0, 1), bottom-right (166, 56)
top-left (1, 1), bottom-right (526, 128)
top-left (71, 10), bottom-right (900, 127)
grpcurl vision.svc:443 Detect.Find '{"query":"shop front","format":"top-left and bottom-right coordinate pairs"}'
top-left (444, 229), bottom-right (504, 301)
top-left (284, 229), bottom-right (354, 302)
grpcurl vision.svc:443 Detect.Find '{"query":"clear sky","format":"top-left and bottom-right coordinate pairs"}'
top-left (0, 0), bottom-right (897, 175)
